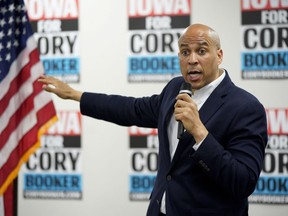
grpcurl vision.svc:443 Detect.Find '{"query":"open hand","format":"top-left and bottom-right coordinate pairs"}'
top-left (38, 75), bottom-right (82, 101)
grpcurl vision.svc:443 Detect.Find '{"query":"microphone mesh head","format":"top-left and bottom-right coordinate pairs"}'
top-left (179, 82), bottom-right (192, 95)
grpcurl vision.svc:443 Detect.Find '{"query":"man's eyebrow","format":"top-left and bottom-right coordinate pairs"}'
top-left (179, 41), bottom-right (209, 48)
top-left (198, 41), bottom-right (209, 47)
top-left (179, 43), bottom-right (189, 48)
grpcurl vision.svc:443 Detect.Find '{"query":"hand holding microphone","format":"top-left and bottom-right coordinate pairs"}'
top-left (175, 82), bottom-right (209, 143)
top-left (176, 82), bottom-right (192, 139)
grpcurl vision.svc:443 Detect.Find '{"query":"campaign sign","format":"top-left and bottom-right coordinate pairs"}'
top-left (241, 0), bottom-right (288, 79)
top-left (129, 126), bottom-right (158, 201)
top-left (249, 108), bottom-right (288, 204)
top-left (21, 110), bottom-right (83, 200)
top-left (25, 0), bottom-right (80, 83)
top-left (127, 0), bottom-right (191, 82)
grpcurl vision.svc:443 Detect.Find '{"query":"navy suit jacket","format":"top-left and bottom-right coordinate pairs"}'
top-left (80, 72), bottom-right (267, 216)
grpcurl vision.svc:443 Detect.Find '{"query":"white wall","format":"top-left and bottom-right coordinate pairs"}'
top-left (18, 0), bottom-right (288, 215)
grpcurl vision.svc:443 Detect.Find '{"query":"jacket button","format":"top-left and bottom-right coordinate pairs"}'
top-left (166, 175), bottom-right (172, 181)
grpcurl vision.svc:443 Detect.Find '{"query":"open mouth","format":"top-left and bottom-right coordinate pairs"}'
top-left (187, 70), bottom-right (201, 81)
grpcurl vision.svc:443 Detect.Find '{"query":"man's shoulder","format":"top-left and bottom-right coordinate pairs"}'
top-left (169, 76), bottom-right (184, 84)
top-left (162, 76), bottom-right (184, 90)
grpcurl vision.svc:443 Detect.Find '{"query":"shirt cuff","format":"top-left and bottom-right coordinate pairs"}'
top-left (193, 138), bottom-right (205, 151)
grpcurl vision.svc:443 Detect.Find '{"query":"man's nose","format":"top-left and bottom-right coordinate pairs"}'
top-left (188, 52), bottom-right (198, 64)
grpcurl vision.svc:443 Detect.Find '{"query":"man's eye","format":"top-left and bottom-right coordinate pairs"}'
top-left (198, 49), bottom-right (206, 55)
top-left (181, 50), bottom-right (189, 56)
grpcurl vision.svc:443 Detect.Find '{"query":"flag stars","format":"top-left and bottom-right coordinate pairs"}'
top-left (8, 16), bottom-right (14, 24)
top-left (15, 16), bottom-right (21, 24)
top-left (22, 16), bottom-right (27, 23)
top-left (21, 4), bottom-right (27, 12)
top-left (0, 1), bottom-right (32, 66)
top-left (0, 19), bottom-right (5, 28)
top-left (8, 4), bottom-right (15, 13)
top-left (13, 40), bottom-right (19, 48)
top-left (0, 7), bottom-right (7, 15)
top-left (6, 41), bottom-right (11, 49)
top-left (7, 29), bottom-right (12, 36)
top-left (15, 28), bottom-right (20, 36)
top-left (5, 53), bottom-right (11, 62)
top-left (16, 5), bottom-right (22, 12)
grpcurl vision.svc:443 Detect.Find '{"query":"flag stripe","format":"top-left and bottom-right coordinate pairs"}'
top-left (0, 0), bottom-right (57, 197)
top-left (0, 80), bottom-right (42, 150)
top-left (0, 58), bottom-right (44, 146)
top-left (0, 89), bottom-right (54, 169)
top-left (0, 102), bottom-right (56, 191)
top-left (0, 48), bottom-right (40, 117)
top-left (0, 49), bottom-right (41, 136)
top-left (2, 101), bottom-right (56, 173)
top-left (0, 36), bottom-right (37, 99)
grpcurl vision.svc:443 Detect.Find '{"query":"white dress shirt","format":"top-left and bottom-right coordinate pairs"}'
top-left (160, 70), bottom-right (226, 214)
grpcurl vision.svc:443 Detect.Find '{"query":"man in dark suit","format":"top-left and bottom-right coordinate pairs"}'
top-left (39, 24), bottom-right (267, 216)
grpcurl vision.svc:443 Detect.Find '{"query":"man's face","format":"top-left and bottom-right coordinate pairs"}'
top-left (178, 26), bottom-right (223, 90)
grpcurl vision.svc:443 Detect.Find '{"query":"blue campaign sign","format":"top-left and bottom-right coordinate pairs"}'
top-left (41, 57), bottom-right (80, 75)
top-left (24, 173), bottom-right (82, 191)
top-left (129, 174), bottom-right (156, 193)
top-left (128, 56), bottom-right (180, 75)
top-left (241, 51), bottom-right (288, 71)
top-left (253, 175), bottom-right (288, 195)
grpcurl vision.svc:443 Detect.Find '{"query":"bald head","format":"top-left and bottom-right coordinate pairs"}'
top-left (178, 24), bottom-right (221, 49)
top-left (177, 23), bottom-right (224, 89)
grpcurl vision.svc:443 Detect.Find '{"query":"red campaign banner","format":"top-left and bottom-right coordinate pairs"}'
top-left (266, 108), bottom-right (288, 135)
top-left (45, 111), bottom-right (82, 136)
top-left (25, 0), bottom-right (79, 20)
top-left (128, 0), bottom-right (191, 17)
top-left (129, 126), bottom-right (158, 136)
top-left (241, 0), bottom-right (288, 11)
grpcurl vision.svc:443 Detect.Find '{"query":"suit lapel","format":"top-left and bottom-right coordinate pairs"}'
top-left (162, 99), bottom-right (175, 163)
top-left (199, 89), bottom-right (225, 125)
top-left (169, 73), bottom-right (232, 169)
top-left (199, 72), bottom-right (232, 124)
top-left (160, 81), bottom-right (183, 164)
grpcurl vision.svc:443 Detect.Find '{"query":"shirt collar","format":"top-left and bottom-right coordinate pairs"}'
top-left (192, 68), bottom-right (226, 101)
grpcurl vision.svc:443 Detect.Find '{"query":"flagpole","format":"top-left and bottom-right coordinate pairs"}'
top-left (13, 178), bottom-right (17, 216)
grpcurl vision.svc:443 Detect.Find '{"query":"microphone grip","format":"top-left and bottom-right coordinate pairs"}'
top-left (177, 82), bottom-right (192, 140)
top-left (177, 121), bottom-right (184, 139)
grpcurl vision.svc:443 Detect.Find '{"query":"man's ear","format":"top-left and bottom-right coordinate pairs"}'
top-left (217, 49), bottom-right (223, 65)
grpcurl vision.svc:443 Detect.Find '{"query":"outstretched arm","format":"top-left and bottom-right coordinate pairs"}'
top-left (38, 75), bottom-right (83, 101)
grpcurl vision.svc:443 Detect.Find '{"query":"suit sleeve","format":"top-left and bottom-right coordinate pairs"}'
top-left (79, 77), bottom-right (181, 128)
top-left (79, 92), bottom-right (161, 128)
top-left (191, 98), bottom-right (267, 199)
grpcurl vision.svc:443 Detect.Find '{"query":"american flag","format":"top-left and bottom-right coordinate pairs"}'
top-left (0, 0), bottom-right (57, 213)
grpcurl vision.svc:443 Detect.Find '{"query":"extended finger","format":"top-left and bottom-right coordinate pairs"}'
top-left (42, 83), bottom-right (57, 92)
top-left (176, 94), bottom-right (192, 101)
top-left (38, 75), bottom-right (57, 85)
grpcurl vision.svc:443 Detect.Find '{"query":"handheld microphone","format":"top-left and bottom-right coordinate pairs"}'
top-left (177, 82), bottom-right (192, 139)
